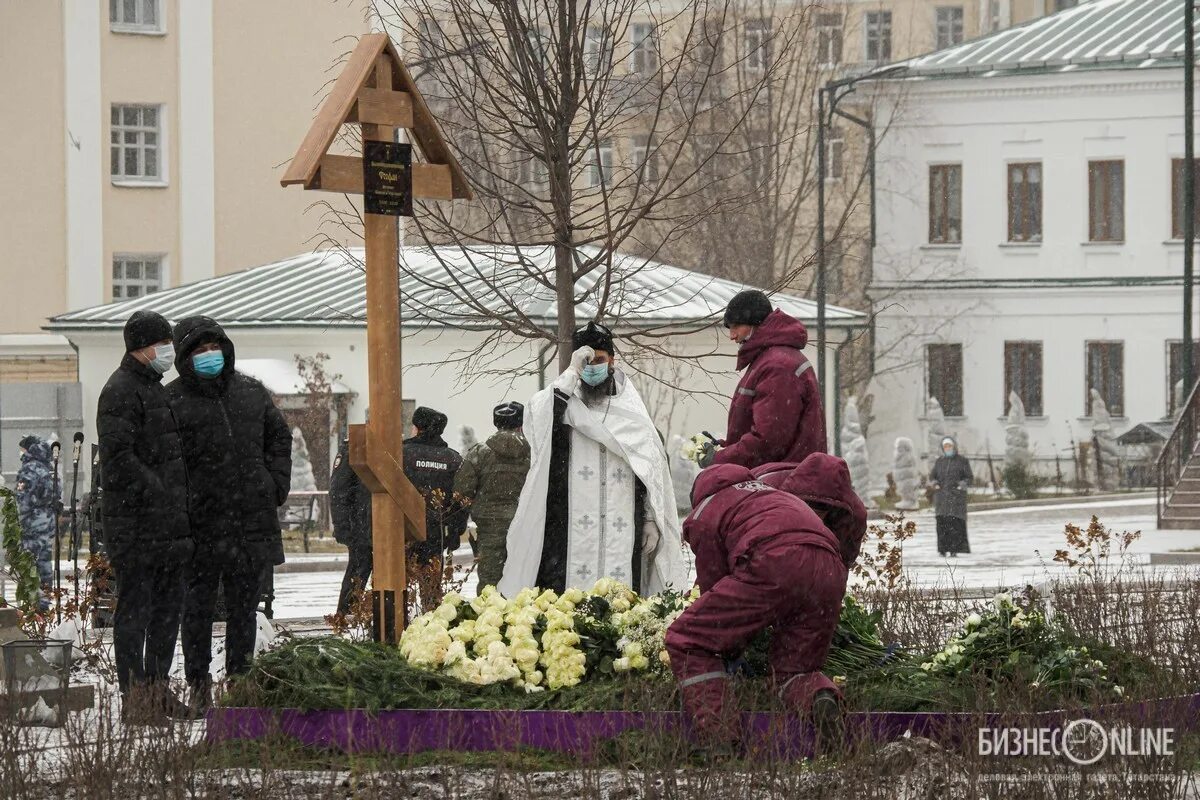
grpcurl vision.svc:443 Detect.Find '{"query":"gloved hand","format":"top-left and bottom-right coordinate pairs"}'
top-left (698, 441), bottom-right (718, 469)
top-left (570, 346), bottom-right (595, 376)
top-left (642, 518), bottom-right (660, 553)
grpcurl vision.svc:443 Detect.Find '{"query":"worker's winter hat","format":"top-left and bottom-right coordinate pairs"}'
top-left (722, 290), bottom-right (773, 328)
top-left (572, 321), bottom-right (616, 354)
top-left (412, 406), bottom-right (448, 436)
top-left (18, 435), bottom-right (39, 451)
top-left (493, 402), bottom-right (524, 430)
top-left (123, 310), bottom-right (173, 352)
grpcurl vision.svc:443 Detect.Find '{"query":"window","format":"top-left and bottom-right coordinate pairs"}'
top-left (584, 25), bottom-right (612, 75)
top-left (927, 344), bottom-right (964, 417)
top-left (1088, 160), bottom-right (1124, 242)
top-left (590, 139), bottom-right (614, 187)
top-left (526, 27), bottom-right (550, 66)
top-left (745, 19), bottom-right (772, 71)
top-left (418, 18), bottom-right (444, 61)
top-left (866, 11), bottom-right (892, 62)
top-left (935, 7), bottom-right (964, 49)
top-left (1087, 341), bottom-right (1124, 416)
top-left (1167, 341), bottom-right (1200, 414)
top-left (1054, 0), bottom-right (1079, 9)
top-left (929, 164), bottom-right (962, 244)
top-left (112, 254), bottom-right (163, 301)
top-left (986, 0), bottom-right (1003, 32)
top-left (630, 23), bottom-right (658, 74)
top-left (825, 130), bottom-right (844, 181)
top-left (1005, 341), bottom-right (1043, 416)
top-left (517, 155), bottom-right (548, 190)
top-left (1007, 162), bottom-right (1042, 243)
top-left (817, 13), bottom-right (843, 64)
top-left (110, 105), bottom-right (162, 182)
top-left (1172, 158), bottom-right (1200, 240)
top-left (110, 0), bottom-right (161, 33)
top-left (630, 134), bottom-right (659, 185)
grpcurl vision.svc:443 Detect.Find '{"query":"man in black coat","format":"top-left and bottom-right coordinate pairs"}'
top-left (330, 436), bottom-right (372, 615)
top-left (403, 407), bottom-right (467, 604)
top-left (166, 316), bottom-right (291, 710)
top-left (97, 310), bottom-right (193, 721)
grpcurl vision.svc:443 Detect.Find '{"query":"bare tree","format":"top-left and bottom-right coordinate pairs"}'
top-left (347, 0), bottom-right (810, 372)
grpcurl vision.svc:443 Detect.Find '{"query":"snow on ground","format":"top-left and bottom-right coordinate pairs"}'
top-left (893, 497), bottom-right (1200, 589)
top-left (265, 497), bottom-right (1200, 620)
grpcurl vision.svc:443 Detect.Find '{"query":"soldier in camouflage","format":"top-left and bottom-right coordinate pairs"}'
top-left (15, 435), bottom-right (57, 607)
top-left (453, 402), bottom-right (530, 592)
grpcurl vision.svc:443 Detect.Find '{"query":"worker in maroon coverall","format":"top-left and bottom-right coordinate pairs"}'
top-left (752, 458), bottom-right (869, 570)
top-left (665, 454), bottom-right (866, 753)
top-left (699, 290), bottom-right (826, 469)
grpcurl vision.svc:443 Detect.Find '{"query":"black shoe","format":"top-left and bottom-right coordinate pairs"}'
top-left (188, 681), bottom-right (212, 719)
top-left (811, 689), bottom-right (845, 757)
top-left (120, 689), bottom-right (168, 726)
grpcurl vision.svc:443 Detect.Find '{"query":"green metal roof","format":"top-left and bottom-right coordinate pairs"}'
top-left (884, 0), bottom-right (1192, 80)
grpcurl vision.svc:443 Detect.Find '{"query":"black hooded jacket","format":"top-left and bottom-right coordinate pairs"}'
top-left (97, 352), bottom-right (191, 555)
top-left (166, 316), bottom-right (292, 564)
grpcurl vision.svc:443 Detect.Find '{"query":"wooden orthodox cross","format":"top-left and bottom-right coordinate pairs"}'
top-left (282, 34), bottom-right (470, 643)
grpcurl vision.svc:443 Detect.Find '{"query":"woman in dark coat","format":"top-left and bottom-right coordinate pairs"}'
top-left (166, 316), bottom-right (291, 707)
top-left (930, 436), bottom-right (972, 556)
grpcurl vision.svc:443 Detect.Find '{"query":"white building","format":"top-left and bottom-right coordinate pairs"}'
top-left (866, 0), bottom-right (1194, 484)
top-left (46, 246), bottom-right (863, 488)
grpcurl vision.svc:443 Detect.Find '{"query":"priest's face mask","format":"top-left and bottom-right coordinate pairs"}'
top-left (581, 350), bottom-right (616, 401)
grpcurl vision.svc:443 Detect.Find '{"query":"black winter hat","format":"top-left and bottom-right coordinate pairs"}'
top-left (493, 402), bottom-right (524, 430)
top-left (18, 435), bottom-right (39, 451)
top-left (572, 321), bottom-right (616, 354)
top-left (722, 290), bottom-right (773, 328)
top-left (412, 406), bottom-right (448, 436)
top-left (123, 310), bottom-right (172, 352)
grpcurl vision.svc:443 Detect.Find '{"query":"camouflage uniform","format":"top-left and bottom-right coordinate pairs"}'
top-left (15, 437), bottom-right (57, 593)
top-left (453, 430), bottom-right (531, 591)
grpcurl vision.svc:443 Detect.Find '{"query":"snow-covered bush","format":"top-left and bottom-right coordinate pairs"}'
top-left (290, 427), bottom-right (317, 492)
top-left (892, 437), bottom-right (919, 510)
top-left (841, 397), bottom-right (872, 506)
top-left (925, 397), bottom-right (947, 474)
top-left (1090, 389), bottom-right (1121, 492)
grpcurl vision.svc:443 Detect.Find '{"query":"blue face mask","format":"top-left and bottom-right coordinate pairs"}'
top-left (581, 363), bottom-right (611, 387)
top-left (193, 350), bottom-right (225, 378)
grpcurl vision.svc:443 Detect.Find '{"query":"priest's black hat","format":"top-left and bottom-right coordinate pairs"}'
top-left (571, 321), bottom-right (616, 354)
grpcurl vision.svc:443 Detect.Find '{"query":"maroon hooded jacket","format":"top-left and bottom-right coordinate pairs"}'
top-left (752, 455), bottom-right (869, 569)
top-left (713, 309), bottom-right (827, 469)
top-left (683, 464), bottom-right (840, 593)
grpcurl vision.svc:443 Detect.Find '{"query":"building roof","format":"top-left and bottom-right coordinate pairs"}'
top-left (238, 359), bottom-right (352, 395)
top-left (47, 246), bottom-right (863, 332)
top-left (880, 0), bottom-right (1192, 80)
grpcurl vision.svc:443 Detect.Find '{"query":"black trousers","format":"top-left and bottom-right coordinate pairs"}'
top-left (182, 549), bottom-right (262, 686)
top-left (337, 540), bottom-right (373, 615)
top-left (112, 547), bottom-right (188, 697)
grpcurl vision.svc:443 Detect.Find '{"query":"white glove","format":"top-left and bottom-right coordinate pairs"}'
top-left (642, 518), bottom-right (661, 553)
top-left (570, 346), bottom-right (595, 375)
top-left (554, 346), bottom-right (594, 392)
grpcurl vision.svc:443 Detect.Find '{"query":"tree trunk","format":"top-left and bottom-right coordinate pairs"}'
top-left (555, 240), bottom-right (576, 372)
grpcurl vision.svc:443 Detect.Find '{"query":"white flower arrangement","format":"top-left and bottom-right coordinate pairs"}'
top-left (397, 579), bottom-right (697, 691)
top-left (680, 434), bottom-right (719, 464)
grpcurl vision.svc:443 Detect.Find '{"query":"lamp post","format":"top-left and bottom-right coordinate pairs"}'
top-left (1184, 0), bottom-right (1195, 416)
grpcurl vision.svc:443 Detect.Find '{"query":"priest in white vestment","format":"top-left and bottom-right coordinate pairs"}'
top-left (499, 322), bottom-right (687, 598)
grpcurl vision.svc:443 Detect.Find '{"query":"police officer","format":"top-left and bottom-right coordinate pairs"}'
top-left (402, 407), bottom-right (467, 608)
top-left (330, 436), bottom-right (372, 615)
